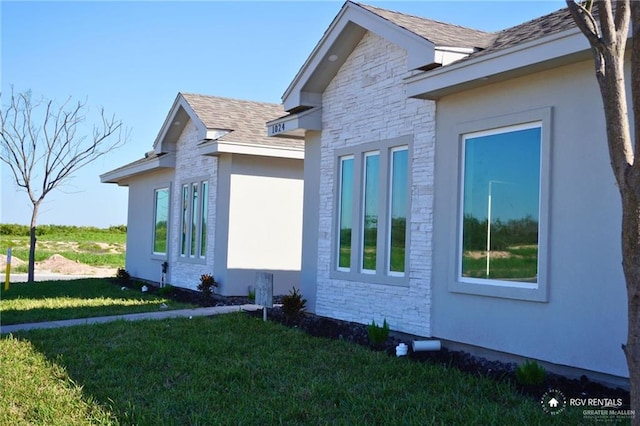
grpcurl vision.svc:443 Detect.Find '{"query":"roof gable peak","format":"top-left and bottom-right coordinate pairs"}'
top-left (282, 1), bottom-right (492, 112)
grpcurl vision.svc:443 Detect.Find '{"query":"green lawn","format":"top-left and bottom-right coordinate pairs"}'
top-left (0, 225), bottom-right (126, 270)
top-left (0, 313), bottom-right (586, 425)
top-left (0, 279), bottom-right (195, 325)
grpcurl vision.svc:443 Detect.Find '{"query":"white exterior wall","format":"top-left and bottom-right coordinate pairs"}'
top-left (431, 59), bottom-right (631, 377)
top-left (168, 119), bottom-right (218, 290)
top-left (124, 169), bottom-right (174, 282)
top-left (224, 154), bottom-right (303, 296)
top-left (316, 32), bottom-right (435, 336)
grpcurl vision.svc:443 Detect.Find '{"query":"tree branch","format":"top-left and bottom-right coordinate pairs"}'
top-left (0, 87), bottom-right (129, 212)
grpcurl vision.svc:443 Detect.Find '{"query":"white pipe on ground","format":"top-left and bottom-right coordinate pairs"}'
top-left (412, 340), bottom-right (442, 352)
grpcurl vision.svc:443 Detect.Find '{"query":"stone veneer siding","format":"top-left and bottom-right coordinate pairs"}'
top-left (168, 119), bottom-right (218, 290)
top-left (316, 32), bottom-right (435, 336)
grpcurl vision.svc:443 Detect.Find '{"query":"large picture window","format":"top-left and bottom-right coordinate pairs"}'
top-left (460, 123), bottom-right (541, 287)
top-left (334, 137), bottom-right (410, 285)
top-left (152, 187), bottom-right (169, 255)
top-left (180, 179), bottom-right (209, 259)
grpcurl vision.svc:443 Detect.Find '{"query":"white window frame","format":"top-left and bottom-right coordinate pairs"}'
top-left (152, 185), bottom-right (170, 258)
top-left (450, 108), bottom-right (551, 302)
top-left (361, 150), bottom-right (380, 275)
top-left (336, 155), bottom-right (354, 272)
top-left (387, 146), bottom-right (409, 277)
top-left (332, 136), bottom-right (412, 286)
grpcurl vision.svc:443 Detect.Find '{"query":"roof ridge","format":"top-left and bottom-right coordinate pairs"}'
top-left (463, 7), bottom-right (576, 61)
top-left (353, 1), bottom-right (495, 49)
top-left (179, 92), bottom-right (281, 107)
top-left (354, 1), bottom-right (492, 35)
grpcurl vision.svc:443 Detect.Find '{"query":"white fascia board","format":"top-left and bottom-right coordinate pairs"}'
top-left (281, 3), bottom-right (351, 109)
top-left (100, 153), bottom-right (176, 185)
top-left (152, 94), bottom-right (182, 152)
top-left (282, 2), bottom-right (435, 112)
top-left (406, 28), bottom-right (591, 100)
top-left (198, 141), bottom-right (304, 160)
top-left (267, 108), bottom-right (322, 138)
top-left (153, 94), bottom-right (207, 154)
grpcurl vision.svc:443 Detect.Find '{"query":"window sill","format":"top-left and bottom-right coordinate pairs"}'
top-left (449, 279), bottom-right (548, 302)
top-left (330, 269), bottom-right (410, 287)
top-left (177, 255), bottom-right (207, 265)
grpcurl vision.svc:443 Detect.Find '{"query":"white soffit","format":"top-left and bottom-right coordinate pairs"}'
top-left (198, 141), bottom-right (304, 160)
top-left (100, 153), bottom-right (176, 186)
top-left (153, 94), bottom-right (206, 155)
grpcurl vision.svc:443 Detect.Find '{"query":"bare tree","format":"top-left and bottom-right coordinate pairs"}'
top-left (566, 0), bottom-right (639, 418)
top-left (0, 88), bottom-right (128, 282)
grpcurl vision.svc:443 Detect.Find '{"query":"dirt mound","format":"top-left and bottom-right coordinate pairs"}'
top-left (36, 254), bottom-right (116, 276)
top-left (0, 255), bottom-right (26, 269)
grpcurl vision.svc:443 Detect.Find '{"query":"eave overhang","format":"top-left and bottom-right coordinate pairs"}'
top-left (266, 107), bottom-right (322, 138)
top-left (197, 141), bottom-right (304, 160)
top-left (153, 94), bottom-right (206, 155)
top-left (100, 153), bottom-right (176, 186)
top-left (406, 27), bottom-right (594, 100)
top-left (281, 1), bottom-right (436, 112)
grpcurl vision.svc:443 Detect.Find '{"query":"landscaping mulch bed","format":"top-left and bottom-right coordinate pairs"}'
top-left (134, 280), bottom-right (630, 407)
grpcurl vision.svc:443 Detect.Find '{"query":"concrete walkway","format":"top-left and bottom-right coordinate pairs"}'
top-left (0, 304), bottom-right (262, 334)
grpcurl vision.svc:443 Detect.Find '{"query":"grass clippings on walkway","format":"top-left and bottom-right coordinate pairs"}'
top-left (1, 313), bottom-right (586, 425)
top-left (0, 278), bottom-right (194, 325)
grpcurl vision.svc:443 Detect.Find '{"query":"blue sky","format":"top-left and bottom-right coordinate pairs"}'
top-left (1, 0), bottom-right (566, 227)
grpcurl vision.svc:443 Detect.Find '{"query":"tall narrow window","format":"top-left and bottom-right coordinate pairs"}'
top-left (180, 185), bottom-right (189, 256)
top-left (337, 156), bottom-right (354, 270)
top-left (190, 182), bottom-right (199, 257)
top-left (332, 137), bottom-right (411, 284)
top-left (200, 181), bottom-right (208, 258)
top-left (362, 152), bottom-right (379, 272)
top-left (461, 123), bottom-right (541, 284)
top-left (153, 188), bottom-right (169, 255)
top-left (388, 147), bottom-right (408, 274)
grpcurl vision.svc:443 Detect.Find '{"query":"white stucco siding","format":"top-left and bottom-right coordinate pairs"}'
top-left (227, 175), bottom-right (302, 270)
top-left (432, 59), bottom-right (631, 377)
top-left (124, 169), bottom-right (174, 283)
top-left (315, 32), bottom-right (435, 336)
top-left (223, 154), bottom-right (304, 296)
top-left (168, 119), bottom-right (218, 290)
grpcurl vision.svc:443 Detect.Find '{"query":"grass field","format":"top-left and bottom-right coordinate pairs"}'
top-left (0, 313), bottom-right (587, 425)
top-left (0, 278), bottom-right (194, 325)
top-left (0, 224), bottom-right (126, 272)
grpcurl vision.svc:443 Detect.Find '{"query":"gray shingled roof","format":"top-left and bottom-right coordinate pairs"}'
top-left (180, 93), bottom-right (302, 150)
top-left (467, 8), bottom-right (577, 60)
top-left (357, 2), bottom-right (494, 49)
top-left (357, 3), bottom-right (579, 64)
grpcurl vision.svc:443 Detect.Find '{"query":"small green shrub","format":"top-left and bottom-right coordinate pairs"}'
top-left (248, 287), bottom-right (255, 302)
top-left (282, 287), bottom-right (307, 322)
top-left (367, 319), bottom-right (390, 346)
top-left (116, 268), bottom-right (130, 284)
top-left (156, 284), bottom-right (174, 296)
top-left (197, 274), bottom-right (217, 300)
top-left (515, 359), bottom-right (546, 386)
